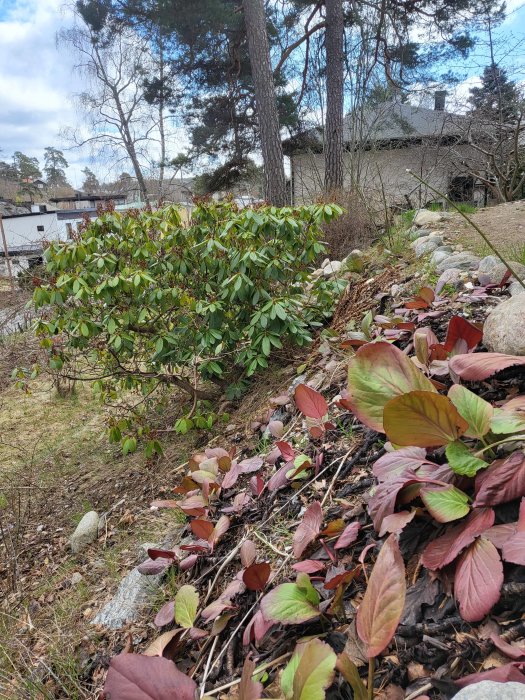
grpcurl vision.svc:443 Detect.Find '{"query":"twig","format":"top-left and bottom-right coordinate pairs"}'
top-left (407, 169), bottom-right (525, 290)
top-left (252, 529), bottom-right (287, 557)
top-left (404, 682), bottom-right (433, 700)
top-left (204, 651), bottom-right (293, 696)
top-left (199, 635), bottom-right (218, 698)
top-left (321, 446), bottom-right (355, 506)
top-left (201, 539), bottom-right (245, 605)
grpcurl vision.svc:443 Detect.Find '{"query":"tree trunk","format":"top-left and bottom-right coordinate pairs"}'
top-left (243, 0), bottom-right (288, 206)
top-left (324, 0), bottom-right (345, 195)
top-left (158, 29), bottom-right (166, 201)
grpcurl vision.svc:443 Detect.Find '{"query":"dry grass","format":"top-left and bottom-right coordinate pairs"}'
top-left (319, 190), bottom-right (378, 261)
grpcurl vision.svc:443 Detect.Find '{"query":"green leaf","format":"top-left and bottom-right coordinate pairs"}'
top-left (490, 408), bottom-right (525, 434)
top-left (420, 486), bottom-right (470, 523)
top-left (446, 441), bottom-right (488, 477)
top-left (448, 385), bottom-right (493, 439)
top-left (384, 391), bottom-right (469, 448)
top-left (174, 584), bottom-right (199, 629)
top-left (336, 654), bottom-right (367, 700)
top-left (281, 638), bottom-right (337, 700)
top-left (295, 572), bottom-right (320, 606)
top-left (346, 342), bottom-right (436, 432)
top-left (260, 581), bottom-right (320, 625)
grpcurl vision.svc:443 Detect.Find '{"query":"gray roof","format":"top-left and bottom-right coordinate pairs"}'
top-left (344, 100), bottom-right (463, 143)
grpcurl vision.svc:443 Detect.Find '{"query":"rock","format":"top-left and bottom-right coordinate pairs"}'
top-left (390, 284), bottom-right (402, 297)
top-left (406, 227), bottom-right (432, 241)
top-left (435, 268), bottom-right (463, 293)
top-left (321, 258), bottom-right (331, 269)
top-left (452, 681), bottom-right (525, 699)
top-left (70, 511), bottom-right (99, 553)
top-left (430, 246), bottom-right (453, 266)
top-left (311, 268), bottom-right (324, 278)
top-left (322, 260), bottom-right (343, 276)
top-left (510, 281), bottom-right (525, 296)
top-left (343, 250), bottom-right (364, 272)
top-left (70, 572), bottom-right (83, 585)
top-left (413, 209), bottom-right (446, 226)
top-left (483, 295), bottom-right (525, 355)
top-left (436, 252), bottom-right (480, 273)
top-left (413, 237), bottom-right (443, 258)
top-left (288, 374), bottom-right (306, 394)
top-left (477, 256), bottom-right (525, 286)
top-left (91, 568), bottom-right (164, 629)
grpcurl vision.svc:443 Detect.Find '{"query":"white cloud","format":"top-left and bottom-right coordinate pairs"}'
top-left (0, 0), bottom-right (95, 186)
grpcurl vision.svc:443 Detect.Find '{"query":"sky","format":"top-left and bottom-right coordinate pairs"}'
top-left (0, 0), bottom-right (524, 187)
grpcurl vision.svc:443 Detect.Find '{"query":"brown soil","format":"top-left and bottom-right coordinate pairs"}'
top-left (434, 200), bottom-right (525, 255)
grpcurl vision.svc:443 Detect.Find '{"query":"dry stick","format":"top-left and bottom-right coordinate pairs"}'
top-left (252, 529), bottom-right (287, 556)
top-left (204, 651), bottom-right (293, 697)
top-left (407, 169), bottom-right (525, 290)
top-left (321, 446), bottom-right (355, 507)
top-left (404, 682), bottom-right (433, 700)
top-left (199, 635), bottom-right (219, 698)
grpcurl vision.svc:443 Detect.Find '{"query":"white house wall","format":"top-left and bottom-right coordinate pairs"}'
top-left (291, 143), bottom-right (477, 208)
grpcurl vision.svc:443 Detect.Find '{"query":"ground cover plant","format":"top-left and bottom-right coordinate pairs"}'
top-left (29, 200), bottom-right (344, 452)
top-left (96, 273), bottom-right (525, 699)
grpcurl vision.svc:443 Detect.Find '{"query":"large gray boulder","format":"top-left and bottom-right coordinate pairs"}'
top-left (510, 281), bottom-right (525, 296)
top-left (453, 681), bottom-right (525, 699)
top-left (70, 511), bottom-right (99, 553)
top-left (413, 209), bottom-right (448, 226)
top-left (483, 295), bottom-right (525, 355)
top-left (413, 236), bottom-right (444, 258)
top-left (436, 268), bottom-right (464, 293)
top-left (91, 568), bottom-right (164, 629)
top-left (430, 246), bottom-right (453, 266)
top-left (478, 255), bottom-right (525, 286)
top-left (436, 252), bottom-right (480, 273)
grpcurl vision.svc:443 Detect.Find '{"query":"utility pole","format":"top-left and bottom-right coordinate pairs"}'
top-left (0, 214), bottom-right (15, 292)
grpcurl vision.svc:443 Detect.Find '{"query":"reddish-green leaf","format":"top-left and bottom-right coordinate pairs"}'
top-left (454, 537), bottom-right (503, 622)
top-left (449, 353), bottom-right (525, 381)
top-left (444, 316), bottom-right (483, 353)
top-left (421, 507), bottom-right (495, 570)
top-left (334, 522), bottom-right (360, 550)
top-left (240, 540), bottom-right (257, 568)
top-left (238, 656), bottom-right (263, 700)
top-left (294, 384), bottom-right (328, 419)
top-left (293, 501), bottom-right (323, 558)
top-left (448, 384), bottom-right (493, 439)
top-left (191, 519), bottom-right (214, 540)
top-left (474, 451), bottom-right (525, 507)
top-left (346, 342), bottom-right (436, 432)
top-left (280, 638), bottom-right (337, 700)
top-left (445, 440), bottom-right (488, 477)
top-left (103, 654), bottom-right (197, 700)
top-left (384, 391), bottom-right (468, 448)
top-left (336, 653), bottom-right (367, 700)
top-left (174, 584), bottom-right (199, 629)
top-left (373, 447), bottom-right (432, 481)
top-left (420, 485), bottom-right (470, 523)
top-left (243, 563), bottom-right (271, 591)
top-left (356, 534), bottom-right (406, 658)
top-left (291, 560), bottom-right (326, 573)
top-left (260, 580), bottom-right (320, 625)
top-left (414, 327), bottom-right (439, 364)
top-left (378, 510), bottom-right (416, 537)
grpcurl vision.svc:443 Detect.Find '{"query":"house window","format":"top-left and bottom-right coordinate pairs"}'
top-left (449, 176), bottom-right (474, 202)
top-left (37, 225), bottom-right (45, 232)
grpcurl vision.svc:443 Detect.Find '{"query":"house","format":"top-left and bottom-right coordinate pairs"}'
top-left (284, 92), bottom-right (486, 209)
top-left (49, 191), bottom-right (127, 211)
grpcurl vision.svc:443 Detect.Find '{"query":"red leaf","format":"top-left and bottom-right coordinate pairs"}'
top-left (356, 535), bottom-right (406, 658)
top-left (221, 462), bottom-right (242, 490)
top-left (502, 532), bottom-right (525, 565)
top-left (209, 516), bottom-right (230, 549)
top-left (444, 316), bottom-right (483, 353)
top-left (103, 654), bottom-right (197, 700)
top-left (151, 500), bottom-right (179, 509)
top-left (238, 656), bottom-right (263, 700)
top-left (276, 440), bottom-right (295, 462)
top-left (449, 353), bottom-right (525, 381)
top-left (490, 632), bottom-right (525, 660)
top-left (334, 522), bottom-right (360, 550)
top-left (368, 471), bottom-right (429, 531)
top-left (421, 507), bottom-right (495, 570)
top-left (294, 384), bottom-right (329, 419)
top-left (242, 610), bottom-right (274, 647)
top-left (373, 447), bottom-right (430, 482)
top-left (238, 457), bottom-right (264, 473)
top-left (455, 663), bottom-right (525, 687)
top-left (484, 523), bottom-right (516, 549)
top-left (147, 548), bottom-right (177, 561)
top-left (474, 452), bottom-right (525, 507)
top-left (454, 537), bottom-right (503, 621)
top-left (378, 510), bottom-right (416, 537)
top-left (292, 560), bottom-right (326, 573)
top-left (179, 555), bottom-right (198, 571)
top-left (179, 494), bottom-right (207, 516)
top-left (249, 474), bottom-right (265, 496)
top-left (293, 501), bottom-right (323, 558)
top-left (243, 562), bottom-right (271, 591)
top-left (324, 566), bottom-right (357, 590)
top-left (240, 540), bottom-right (257, 568)
top-left (137, 558), bottom-right (173, 575)
top-left (268, 420), bottom-right (284, 438)
top-left (154, 601), bottom-right (175, 627)
top-left (190, 519), bottom-right (214, 540)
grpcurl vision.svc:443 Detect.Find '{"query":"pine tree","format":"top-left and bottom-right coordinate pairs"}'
top-left (469, 63), bottom-right (520, 121)
top-left (12, 151), bottom-right (41, 182)
top-left (44, 147), bottom-right (70, 187)
top-left (81, 167), bottom-right (100, 193)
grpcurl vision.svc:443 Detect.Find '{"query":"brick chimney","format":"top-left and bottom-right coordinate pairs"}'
top-left (434, 90), bottom-right (447, 111)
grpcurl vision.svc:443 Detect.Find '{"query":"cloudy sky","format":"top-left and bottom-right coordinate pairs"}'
top-left (0, 0), bottom-right (524, 187)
